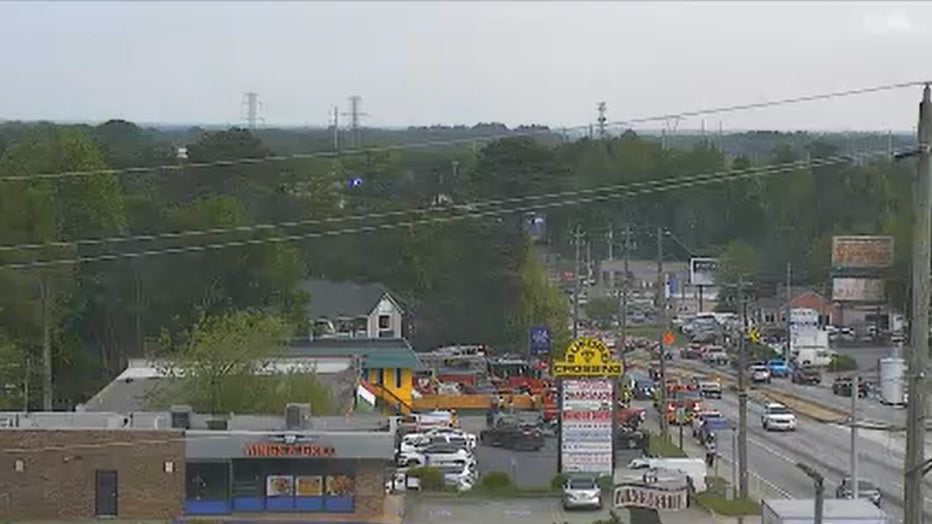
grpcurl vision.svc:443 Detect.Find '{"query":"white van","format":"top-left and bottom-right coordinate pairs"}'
top-left (627, 457), bottom-right (708, 492)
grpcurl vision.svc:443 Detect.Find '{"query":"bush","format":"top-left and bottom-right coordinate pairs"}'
top-left (828, 354), bottom-right (858, 372)
top-left (596, 474), bottom-right (614, 492)
top-left (405, 466), bottom-right (445, 491)
top-left (550, 473), bottom-right (568, 491)
top-left (480, 471), bottom-right (513, 492)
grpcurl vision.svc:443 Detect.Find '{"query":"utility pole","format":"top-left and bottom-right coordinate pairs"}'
top-left (657, 227), bottom-right (669, 438)
top-left (342, 96), bottom-right (368, 149)
top-left (850, 375), bottom-right (860, 500)
top-left (586, 238), bottom-right (592, 287)
top-left (40, 276), bottom-right (52, 411)
top-left (573, 225), bottom-right (583, 339)
top-left (607, 223), bottom-right (614, 290)
top-left (738, 278), bottom-right (749, 499)
top-left (786, 262), bottom-right (792, 362)
top-left (621, 226), bottom-right (630, 354)
top-left (905, 82), bottom-right (932, 524)
top-left (597, 102), bottom-right (607, 139)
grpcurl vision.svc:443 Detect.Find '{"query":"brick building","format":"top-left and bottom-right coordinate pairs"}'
top-left (0, 410), bottom-right (397, 522)
top-left (755, 286), bottom-right (839, 331)
top-left (0, 424), bottom-right (184, 520)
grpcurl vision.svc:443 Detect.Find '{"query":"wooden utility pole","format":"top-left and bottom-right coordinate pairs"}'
top-left (657, 227), bottom-right (668, 438)
top-left (738, 278), bottom-right (749, 499)
top-left (905, 83), bottom-right (932, 524)
top-left (40, 276), bottom-right (52, 411)
top-left (573, 225), bottom-right (583, 339)
top-left (620, 226), bottom-right (631, 355)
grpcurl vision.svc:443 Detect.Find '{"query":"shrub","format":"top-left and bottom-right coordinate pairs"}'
top-left (828, 354), bottom-right (858, 372)
top-left (405, 466), bottom-right (445, 491)
top-left (596, 474), bottom-right (614, 492)
top-left (480, 471), bottom-right (513, 491)
top-left (550, 473), bottom-right (568, 491)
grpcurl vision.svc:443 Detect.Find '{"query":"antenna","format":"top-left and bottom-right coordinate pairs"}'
top-left (241, 92), bottom-right (263, 129)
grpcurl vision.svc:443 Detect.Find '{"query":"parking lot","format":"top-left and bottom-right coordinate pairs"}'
top-left (458, 415), bottom-right (644, 489)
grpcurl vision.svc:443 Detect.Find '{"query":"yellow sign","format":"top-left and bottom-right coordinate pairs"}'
top-left (747, 326), bottom-right (761, 343)
top-left (552, 337), bottom-right (624, 377)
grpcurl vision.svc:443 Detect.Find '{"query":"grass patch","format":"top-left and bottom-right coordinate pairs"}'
top-left (648, 433), bottom-right (687, 457)
top-left (694, 493), bottom-right (761, 516)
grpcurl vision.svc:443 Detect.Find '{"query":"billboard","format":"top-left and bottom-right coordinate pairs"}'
top-left (528, 326), bottom-right (551, 356)
top-left (560, 378), bottom-right (614, 475)
top-left (831, 236), bottom-right (894, 269)
top-left (689, 258), bottom-right (718, 287)
top-left (832, 277), bottom-right (885, 302)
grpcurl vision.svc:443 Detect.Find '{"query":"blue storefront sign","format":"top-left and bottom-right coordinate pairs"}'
top-left (528, 326), bottom-right (551, 355)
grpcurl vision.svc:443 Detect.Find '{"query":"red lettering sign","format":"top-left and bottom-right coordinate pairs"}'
top-left (561, 411), bottom-right (612, 421)
top-left (243, 443), bottom-right (336, 457)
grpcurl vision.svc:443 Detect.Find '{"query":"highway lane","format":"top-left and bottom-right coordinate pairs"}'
top-left (706, 391), bottom-right (932, 522)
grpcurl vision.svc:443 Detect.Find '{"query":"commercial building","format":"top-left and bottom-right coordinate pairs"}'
top-left (0, 410), bottom-right (400, 522)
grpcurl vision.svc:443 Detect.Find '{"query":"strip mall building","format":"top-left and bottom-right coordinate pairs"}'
top-left (0, 410), bottom-right (400, 523)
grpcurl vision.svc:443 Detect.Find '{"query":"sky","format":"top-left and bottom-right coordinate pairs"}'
top-left (2, 1), bottom-right (931, 131)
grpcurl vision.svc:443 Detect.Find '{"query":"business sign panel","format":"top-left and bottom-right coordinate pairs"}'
top-left (552, 337), bottom-right (623, 377)
top-left (832, 277), bottom-right (886, 302)
top-left (831, 236), bottom-right (894, 269)
top-left (689, 258), bottom-right (718, 287)
top-left (560, 378), bottom-right (614, 475)
top-left (613, 483), bottom-right (689, 511)
top-left (528, 325), bottom-right (551, 356)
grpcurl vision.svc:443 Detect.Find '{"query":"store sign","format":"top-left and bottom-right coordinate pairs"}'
top-left (831, 236), bottom-right (894, 269)
top-left (689, 258), bottom-right (718, 287)
top-left (552, 337), bottom-right (623, 377)
top-left (244, 435), bottom-right (336, 458)
top-left (832, 277), bottom-right (885, 302)
top-left (560, 378), bottom-right (614, 475)
top-left (614, 483), bottom-right (689, 511)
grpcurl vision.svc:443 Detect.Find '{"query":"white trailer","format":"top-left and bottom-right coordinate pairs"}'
top-left (879, 357), bottom-right (906, 406)
top-left (761, 498), bottom-right (886, 524)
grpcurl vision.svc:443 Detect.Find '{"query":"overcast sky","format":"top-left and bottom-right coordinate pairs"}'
top-left (2, 1), bottom-right (931, 131)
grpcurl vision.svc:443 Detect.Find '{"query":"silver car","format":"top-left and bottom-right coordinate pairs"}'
top-left (562, 476), bottom-right (603, 510)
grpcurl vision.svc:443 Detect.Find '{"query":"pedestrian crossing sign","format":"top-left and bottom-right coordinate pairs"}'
top-left (747, 326), bottom-right (761, 343)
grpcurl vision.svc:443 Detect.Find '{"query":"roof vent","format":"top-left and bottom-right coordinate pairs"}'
top-left (170, 405), bottom-right (192, 430)
top-left (285, 403), bottom-right (311, 430)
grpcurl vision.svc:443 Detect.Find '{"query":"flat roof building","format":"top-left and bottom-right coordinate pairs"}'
top-left (0, 410), bottom-right (400, 523)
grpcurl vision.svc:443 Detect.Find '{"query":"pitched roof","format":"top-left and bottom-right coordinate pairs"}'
top-left (301, 279), bottom-right (398, 319)
top-left (285, 338), bottom-right (419, 369)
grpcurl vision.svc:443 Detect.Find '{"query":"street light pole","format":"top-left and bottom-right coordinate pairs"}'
top-left (738, 278), bottom-right (749, 499)
top-left (797, 462), bottom-right (825, 524)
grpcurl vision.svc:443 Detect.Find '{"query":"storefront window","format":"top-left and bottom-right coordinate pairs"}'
top-left (185, 462), bottom-right (231, 515)
top-left (230, 458), bottom-right (355, 513)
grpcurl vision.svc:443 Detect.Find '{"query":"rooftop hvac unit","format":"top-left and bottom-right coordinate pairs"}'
top-left (170, 405), bottom-right (192, 430)
top-left (206, 419), bottom-right (228, 431)
top-left (285, 403), bottom-right (311, 430)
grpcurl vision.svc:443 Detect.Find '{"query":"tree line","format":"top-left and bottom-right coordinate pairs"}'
top-left (0, 120), bottom-right (916, 409)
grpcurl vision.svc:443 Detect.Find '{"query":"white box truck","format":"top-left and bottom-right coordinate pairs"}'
top-left (761, 498), bottom-right (886, 524)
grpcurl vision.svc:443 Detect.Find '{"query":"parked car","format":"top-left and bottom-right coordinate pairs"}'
top-left (562, 475), bottom-right (603, 510)
top-left (835, 478), bottom-right (882, 507)
top-left (791, 366), bottom-right (822, 385)
top-left (479, 421), bottom-right (544, 451)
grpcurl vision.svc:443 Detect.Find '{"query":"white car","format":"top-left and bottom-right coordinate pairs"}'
top-left (399, 433), bottom-right (432, 455)
top-left (424, 428), bottom-right (477, 450)
top-left (749, 365), bottom-right (772, 384)
top-left (761, 402), bottom-right (797, 431)
top-left (397, 444), bottom-right (474, 468)
top-left (436, 461), bottom-right (478, 491)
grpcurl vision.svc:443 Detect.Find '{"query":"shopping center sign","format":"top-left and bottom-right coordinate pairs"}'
top-left (552, 337), bottom-right (623, 377)
top-left (244, 434), bottom-right (336, 458)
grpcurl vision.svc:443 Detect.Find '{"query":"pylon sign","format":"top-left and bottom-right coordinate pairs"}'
top-left (552, 337), bottom-right (624, 377)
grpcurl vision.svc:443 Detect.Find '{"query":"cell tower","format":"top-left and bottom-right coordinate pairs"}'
top-left (341, 95), bottom-right (368, 148)
top-left (242, 92), bottom-right (263, 129)
top-left (597, 101), bottom-right (607, 139)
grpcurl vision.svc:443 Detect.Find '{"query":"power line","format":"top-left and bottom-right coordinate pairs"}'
top-left (0, 81), bottom-right (922, 183)
top-left (0, 149), bottom-right (895, 254)
top-left (0, 148), bottom-right (899, 271)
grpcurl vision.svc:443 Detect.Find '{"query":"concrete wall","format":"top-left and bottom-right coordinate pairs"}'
top-left (0, 429), bottom-right (184, 520)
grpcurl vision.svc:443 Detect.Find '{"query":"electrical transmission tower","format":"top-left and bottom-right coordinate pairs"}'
top-left (341, 95), bottom-right (368, 149)
top-left (597, 101), bottom-right (608, 139)
top-left (241, 92), bottom-right (264, 129)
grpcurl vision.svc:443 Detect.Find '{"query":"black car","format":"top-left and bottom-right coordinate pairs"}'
top-left (832, 377), bottom-right (869, 397)
top-left (480, 422), bottom-right (544, 451)
top-left (836, 478), bottom-right (882, 507)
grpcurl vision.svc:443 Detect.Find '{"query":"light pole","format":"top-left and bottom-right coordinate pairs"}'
top-left (796, 462), bottom-right (825, 524)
